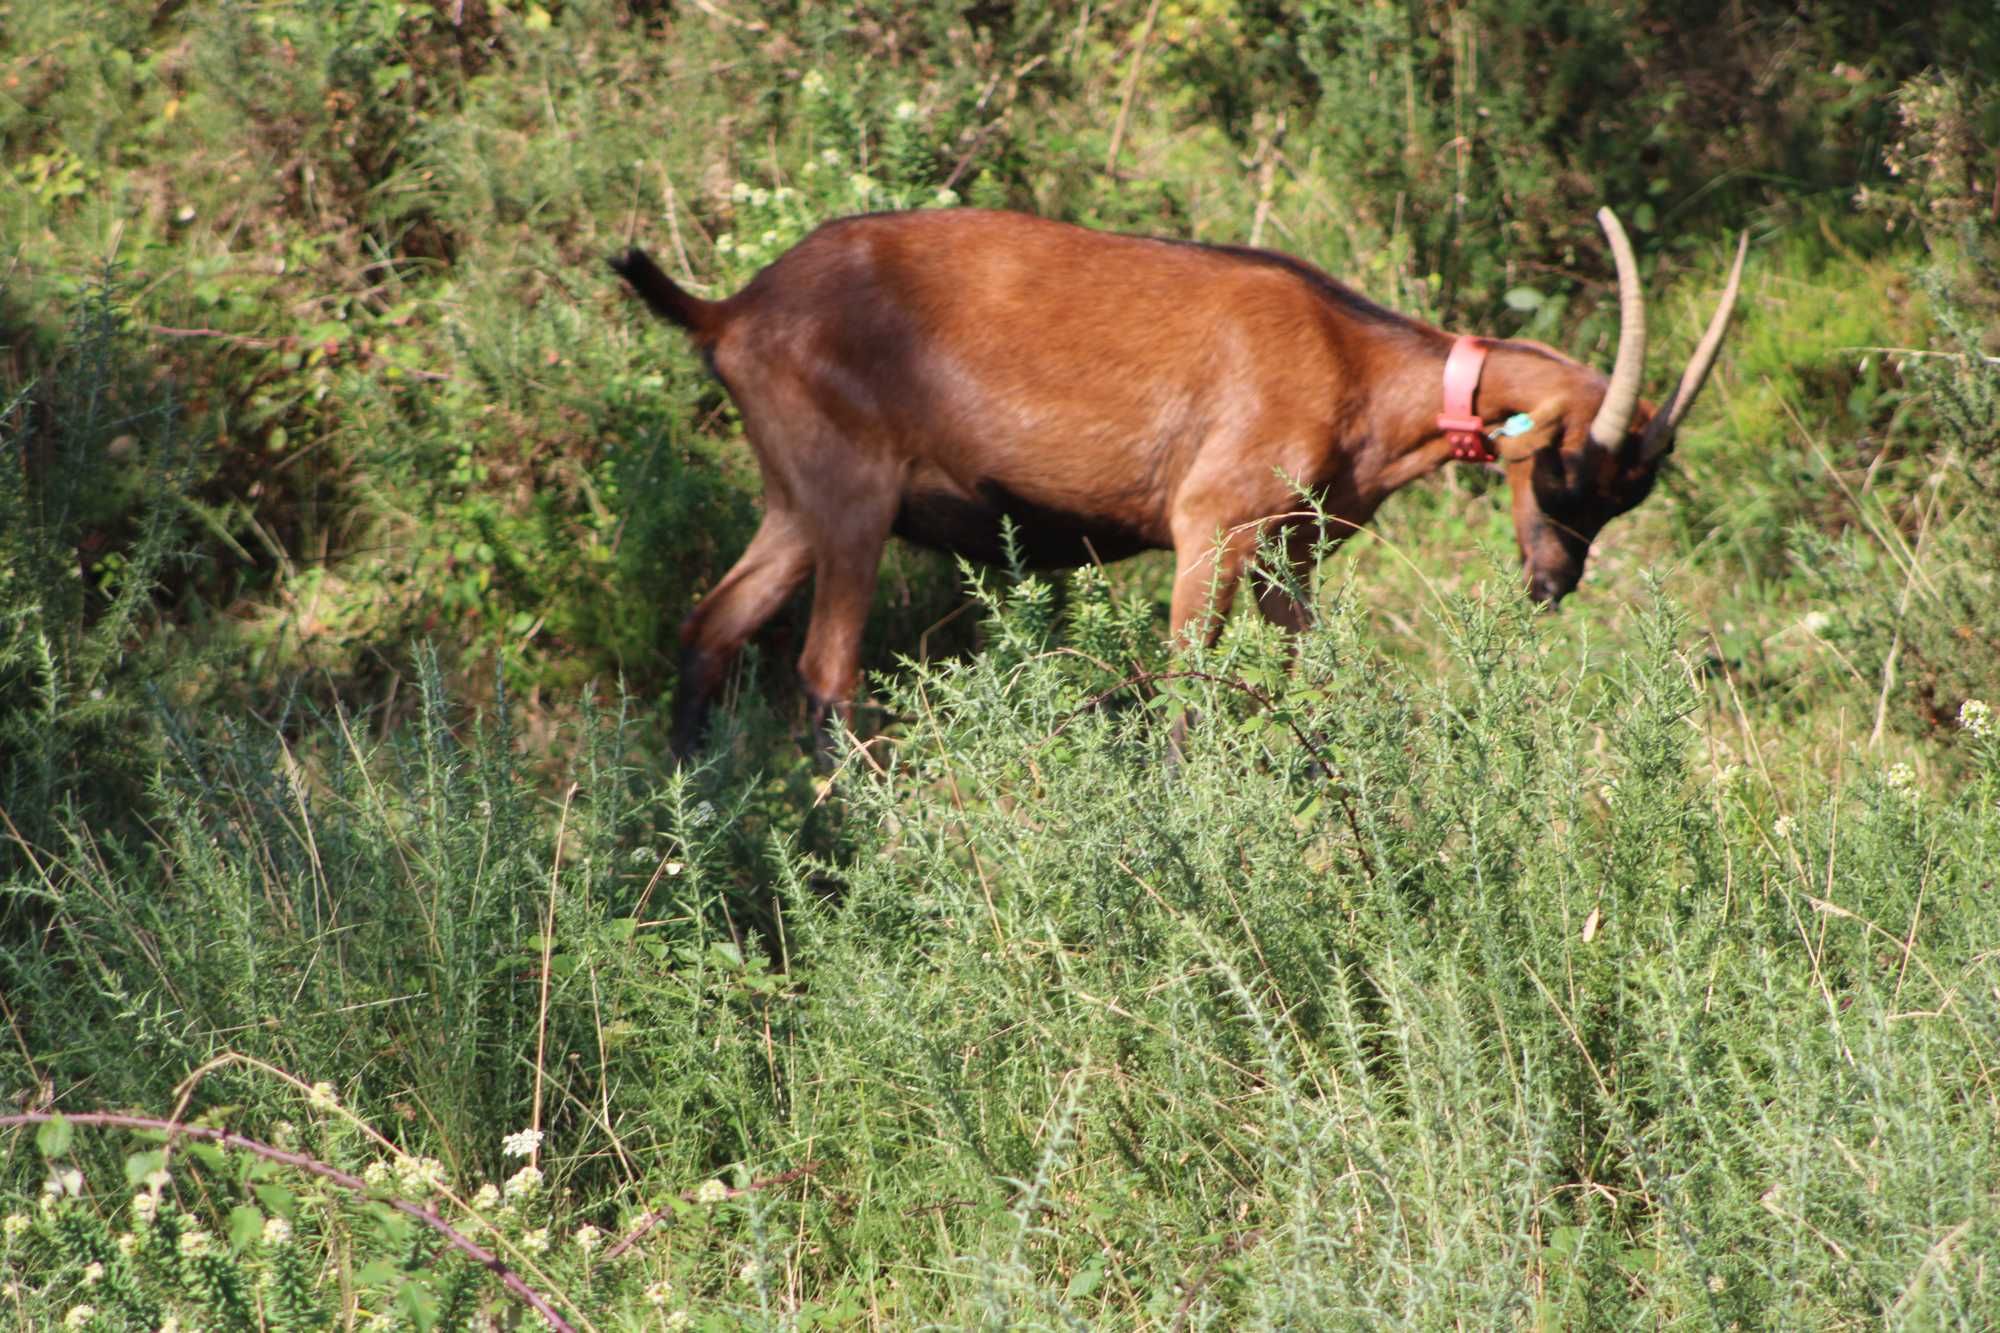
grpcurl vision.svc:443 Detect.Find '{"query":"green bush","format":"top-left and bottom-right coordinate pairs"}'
top-left (9, 571), bottom-right (1996, 1326)
top-left (0, 271), bottom-right (189, 878)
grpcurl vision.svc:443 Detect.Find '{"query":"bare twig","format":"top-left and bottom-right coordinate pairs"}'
top-left (1868, 463), bottom-right (1943, 748)
top-left (942, 56), bottom-right (1046, 193)
top-left (1246, 114), bottom-right (1285, 250)
top-left (1103, 0), bottom-right (1163, 176)
top-left (0, 1111), bottom-right (580, 1333)
top-left (532, 784), bottom-right (579, 1162)
top-left (685, 0), bottom-right (766, 32)
top-left (1835, 345), bottom-right (2000, 366)
top-left (145, 324), bottom-right (289, 349)
top-left (942, 120), bottom-right (1005, 193)
top-left (659, 171), bottom-right (700, 286)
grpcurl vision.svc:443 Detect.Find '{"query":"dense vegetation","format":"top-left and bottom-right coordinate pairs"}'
top-left (3, 0), bottom-right (1997, 1327)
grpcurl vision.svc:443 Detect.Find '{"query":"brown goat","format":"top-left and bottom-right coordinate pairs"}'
top-left (611, 207), bottom-right (1746, 753)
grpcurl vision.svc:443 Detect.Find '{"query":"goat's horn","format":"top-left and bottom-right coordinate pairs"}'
top-left (1587, 208), bottom-right (1648, 448)
top-left (1638, 230), bottom-right (1750, 462)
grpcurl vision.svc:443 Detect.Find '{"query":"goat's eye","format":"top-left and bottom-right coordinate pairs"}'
top-left (1532, 450), bottom-right (1590, 509)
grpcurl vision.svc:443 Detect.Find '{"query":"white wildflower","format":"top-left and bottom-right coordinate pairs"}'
top-left (262, 1215), bottom-right (293, 1246)
top-left (395, 1155), bottom-right (446, 1197)
top-left (644, 1279), bottom-right (675, 1307)
top-left (760, 228), bottom-right (779, 248)
top-left (502, 1128), bottom-right (543, 1158)
top-left (739, 1259), bottom-right (762, 1285)
top-left (307, 1081), bottom-right (338, 1110)
top-left (43, 1168), bottom-right (83, 1199)
top-left (572, 1224), bottom-right (602, 1253)
top-left (1800, 610), bottom-right (1832, 634)
top-left (715, 233), bottom-right (736, 255)
top-left (504, 1164), bottom-right (544, 1200)
top-left (81, 1261), bottom-right (104, 1285)
top-left (63, 1306), bottom-right (96, 1331)
top-left (471, 1182), bottom-right (501, 1210)
top-left (800, 69), bottom-right (828, 97)
top-left (521, 1227), bottom-right (550, 1254)
top-left (665, 861), bottom-right (685, 877)
top-left (2, 1212), bottom-right (28, 1239)
top-left (177, 1228), bottom-right (212, 1258)
top-left (819, 147), bottom-right (841, 167)
top-left (934, 186), bottom-right (960, 208)
top-left (847, 173), bottom-right (878, 201)
top-left (1885, 762), bottom-right (1915, 793)
top-left (116, 1232), bottom-right (137, 1258)
top-left (130, 1192), bottom-right (158, 1224)
top-left (749, 186), bottom-right (770, 208)
top-left (663, 1312), bottom-right (692, 1331)
top-left (270, 1120), bottom-right (297, 1149)
top-left (1773, 815), bottom-right (1796, 841)
top-left (729, 180), bottom-right (752, 204)
top-left (361, 1159), bottom-right (393, 1190)
top-left (893, 98), bottom-right (917, 121)
top-left (1960, 698), bottom-right (1992, 739)
top-left (694, 1178), bottom-right (729, 1205)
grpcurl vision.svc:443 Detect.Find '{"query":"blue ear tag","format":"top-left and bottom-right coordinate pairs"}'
top-left (1492, 413), bottom-right (1536, 439)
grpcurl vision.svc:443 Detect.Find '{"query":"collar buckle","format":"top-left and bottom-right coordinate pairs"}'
top-left (1437, 336), bottom-right (1496, 463)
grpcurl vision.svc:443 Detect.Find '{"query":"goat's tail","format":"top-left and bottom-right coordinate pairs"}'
top-left (609, 248), bottom-right (720, 340)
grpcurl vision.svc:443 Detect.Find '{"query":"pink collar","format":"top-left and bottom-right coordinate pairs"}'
top-left (1437, 335), bottom-right (1495, 462)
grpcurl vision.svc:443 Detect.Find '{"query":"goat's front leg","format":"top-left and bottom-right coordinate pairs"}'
top-left (1167, 511), bottom-right (1261, 648)
top-left (1163, 509), bottom-right (1267, 762)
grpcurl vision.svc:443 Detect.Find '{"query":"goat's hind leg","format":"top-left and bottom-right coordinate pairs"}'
top-left (671, 510), bottom-right (813, 756)
top-left (794, 489), bottom-right (899, 766)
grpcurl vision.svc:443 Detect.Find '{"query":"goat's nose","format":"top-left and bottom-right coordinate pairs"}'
top-left (1528, 574), bottom-right (1569, 607)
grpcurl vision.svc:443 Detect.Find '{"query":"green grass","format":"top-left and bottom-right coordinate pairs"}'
top-left (4, 1), bottom-right (2000, 1328)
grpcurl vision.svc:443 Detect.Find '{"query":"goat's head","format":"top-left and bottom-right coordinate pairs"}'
top-left (1491, 209), bottom-right (1748, 606)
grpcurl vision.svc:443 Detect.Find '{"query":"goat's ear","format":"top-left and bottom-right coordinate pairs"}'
top-left (1492, 396), bottom-right (1571, 462)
